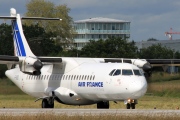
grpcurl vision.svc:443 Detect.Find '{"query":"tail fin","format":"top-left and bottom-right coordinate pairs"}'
top-left (10, 8), bottom-right (35, 57)
top-left (0, 8), bottom-right (61, 57)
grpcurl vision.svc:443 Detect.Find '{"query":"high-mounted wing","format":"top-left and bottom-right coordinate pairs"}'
top-left (146, 59), bottom-right (180, 66)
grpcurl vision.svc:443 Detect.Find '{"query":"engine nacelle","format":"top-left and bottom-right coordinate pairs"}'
top-left (132, 59), bottom-right (151, 70)
top-left (132, 59), bottom-right (147, 67)
top-left (19, 57), bottom-right (43, 75)
top-left (132, 59), bottom-right (152, 77)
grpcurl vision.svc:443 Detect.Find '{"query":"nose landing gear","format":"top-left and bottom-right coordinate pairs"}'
top-left (125, 99), bottom-right (137, 109)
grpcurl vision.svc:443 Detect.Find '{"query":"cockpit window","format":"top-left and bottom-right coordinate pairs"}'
top-left (133, 69), bottom-right (142, 76)
top-left (109, 69), bottom-right (116, 76)
top-left (113, 69), bottom-right (121, 76)
top-left (122, 69), bottom-right (133, 75)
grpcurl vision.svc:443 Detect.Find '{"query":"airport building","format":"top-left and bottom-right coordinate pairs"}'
top-left (135, 39), bottom-right (180, 52)
top-left (73, 17), bottom-right (130, 49)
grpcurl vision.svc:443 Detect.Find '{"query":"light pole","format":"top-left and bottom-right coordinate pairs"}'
top-left (171, 50), bottom-right (175, 74)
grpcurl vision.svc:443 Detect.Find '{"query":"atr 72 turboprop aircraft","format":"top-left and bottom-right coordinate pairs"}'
top-left (1, 8), bottom-right (176, 109)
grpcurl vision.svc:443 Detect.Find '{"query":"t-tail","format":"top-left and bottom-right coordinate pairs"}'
top-left (0, 8), bottom-right (62, 74)
top-left (0, 8), bottom-right (61, 57)
top-left (10, 8), bottom-right (35, 57)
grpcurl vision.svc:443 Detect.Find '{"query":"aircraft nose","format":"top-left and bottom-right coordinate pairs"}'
top-left (129, 79), bottom-right (147, 98)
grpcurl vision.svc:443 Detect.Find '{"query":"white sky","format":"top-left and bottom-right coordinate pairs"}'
top-left (0, 0), bottom-right (180, 41)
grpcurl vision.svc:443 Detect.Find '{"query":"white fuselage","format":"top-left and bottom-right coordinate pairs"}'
top-left (5, 58), bottom-right (147, 105)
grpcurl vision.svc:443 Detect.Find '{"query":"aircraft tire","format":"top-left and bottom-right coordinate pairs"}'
top-left (131, 103), bottom-right (135, 109)
top-left (42, 99), bottom-right (54, 108)
top-left (126, 103), bottom-right (130, 109)
top-left (42, 99), bottom-right (49, 108)
top-left (97, 101), bottom-right (109, 109)
top-left (48, 103), bottom-right (54, 108)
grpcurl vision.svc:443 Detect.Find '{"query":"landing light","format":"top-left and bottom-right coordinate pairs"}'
top-left (127, 99), bottom-right (135, 103)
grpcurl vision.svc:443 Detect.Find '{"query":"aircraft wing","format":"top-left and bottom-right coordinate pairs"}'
top-left (146, 59), bottom-right (180, 66)
top-left (0, 55), bottom-right (62, 64)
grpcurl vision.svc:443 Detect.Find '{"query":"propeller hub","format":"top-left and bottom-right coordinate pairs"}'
top-left (143, 63), bottom-right (152, 72)
top-left (33, 60), bottom-right (43, 70)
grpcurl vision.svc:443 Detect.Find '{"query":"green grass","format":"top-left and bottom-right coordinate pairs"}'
top-left (0, 78), bottom-right (24, 95)
top-left (1, 94), bottom-right (180, 109)
top-left (147, 79), bottom-right (180, 98)
top-left (148, 72), bottom-right (180, 82)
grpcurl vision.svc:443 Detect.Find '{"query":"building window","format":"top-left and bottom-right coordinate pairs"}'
top-left (103, 24), bottom-right (106, 30)
top-left (112, 24), bottom-right (115, 30)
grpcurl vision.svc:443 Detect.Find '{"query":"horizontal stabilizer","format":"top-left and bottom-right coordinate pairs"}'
top-left (22, 17), bottom-right (62, 21)
top-left (0, 55), bottom-right (19, 64)
top-left (0, 16), bottom-right (62, 21)
top-left (0, 16), bottom-right (16, 19)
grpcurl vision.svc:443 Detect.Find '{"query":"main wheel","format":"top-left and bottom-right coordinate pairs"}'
top-left (49, 102), bottom-right (54, 108)
top-left (97, 101), bottom-right (109, 109)
top-left (42, 99), bottom-right (54, 108)
top-left (103, 101), bottom-right (109, 109)
top-left (42, 99), bottom-right (49, 108)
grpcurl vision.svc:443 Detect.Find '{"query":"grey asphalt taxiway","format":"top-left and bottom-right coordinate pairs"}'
top-left (0, 109), bottom-right (180, 116)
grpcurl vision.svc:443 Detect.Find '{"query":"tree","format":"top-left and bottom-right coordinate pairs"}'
top-left (0, 24), bottom-right (13, 78)
top-left (139, 44), bottom-right (176, 59)
top-left (23, 24), bottom-right (63, 56)
top-left (25, 0), bottom-right (75, 47)
top-left (79, 37), bottom-right (138, 58)
top-left (0, 24), bottom-right (13, 55)
top-left (147, 38), bottom-right (158, 41)
top-left (0, 23), bottom-right (62, 56)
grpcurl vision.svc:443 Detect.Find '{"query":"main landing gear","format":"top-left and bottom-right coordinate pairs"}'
top-left (42, 97), bottom-right (54, 108)
top-left (97, 101), bottom-right (109, 109)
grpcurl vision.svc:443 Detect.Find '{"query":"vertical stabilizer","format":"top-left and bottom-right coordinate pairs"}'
top-left (10, 8), bottom-right (35, 57)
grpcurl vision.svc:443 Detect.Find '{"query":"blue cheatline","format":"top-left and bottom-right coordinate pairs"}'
top-left (12, 20), bottom-right (26, 56)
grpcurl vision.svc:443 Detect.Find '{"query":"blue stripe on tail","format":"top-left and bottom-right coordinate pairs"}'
top-left (12, 20), bottom-right (26, 56)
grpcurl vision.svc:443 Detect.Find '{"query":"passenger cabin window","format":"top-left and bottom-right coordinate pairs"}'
top-left (90, 76), bottom-right (92, 80)
top-left (122, 69), bottom-right (133, 75)
top-left (93, 75), bottom-right (95, 80)
top-left (109, 69), bottom-right (116, 76)
top-left (133, 69), bottom-right (142, 76)
top-left (113, 69), bottom-right (121, 76)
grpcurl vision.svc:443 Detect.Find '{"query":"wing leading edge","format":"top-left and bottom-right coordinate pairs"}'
top-left (0, 55), bottom-right (62, 64)
top-left (146, 59), bottom-right (180, 66)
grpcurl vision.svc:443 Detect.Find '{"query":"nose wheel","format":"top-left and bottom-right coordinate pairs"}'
top-left (126, 103), bottom-right (135, 109)
top-left (125, 99), bottom-right (137, 109)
